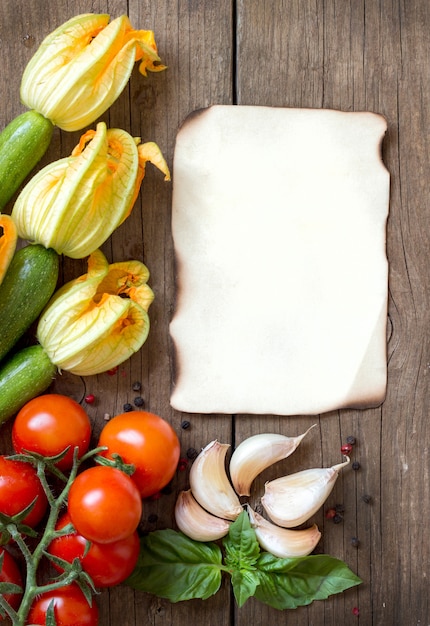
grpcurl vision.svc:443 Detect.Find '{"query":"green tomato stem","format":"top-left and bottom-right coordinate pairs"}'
top-left (5, 446), bottom-right (100, 626)
top-left (0, 592), bottom-right (19, 622)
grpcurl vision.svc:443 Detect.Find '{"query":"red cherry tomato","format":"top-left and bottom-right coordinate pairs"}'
top-left (98, 411), bottom-right (181, 498)
top-left (27, 583), bottom-right (98, 625)
top-left (0, 547), bottom-right (22, 618)
top-left (67, 466), bottom-right (142, 543)
top-left (12, 394), bottom-right (92, 471)
top-left (0, 456), bottom-right (48, 528)
top-left (47, 512), bottom-right (140, 588)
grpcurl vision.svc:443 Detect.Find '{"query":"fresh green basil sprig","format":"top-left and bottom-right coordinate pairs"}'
top-left (126, 510), bottom-right (361, 609)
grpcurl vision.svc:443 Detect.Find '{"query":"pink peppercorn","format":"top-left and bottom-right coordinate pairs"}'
top-left (325, 508), bottom-right (336, 519)
top-left (84, 394), bottom-right (95, 404)
top-left (178, 458), bottom-right (189, 471)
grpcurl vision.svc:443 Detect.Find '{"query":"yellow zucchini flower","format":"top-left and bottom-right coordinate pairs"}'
top-left (20, 13), bottom-right (166, 131)
top-left (37, 249), bottom-right (154, 376)
top-left (11, 122), bottom-right (170, 259)
top-left (0, 214), bottom-right (17, 286)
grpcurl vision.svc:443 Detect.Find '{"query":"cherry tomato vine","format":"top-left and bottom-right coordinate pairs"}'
top-left (0, 395), bottom-right (181, 626)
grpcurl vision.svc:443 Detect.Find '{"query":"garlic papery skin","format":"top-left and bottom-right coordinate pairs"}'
top-left (175, 490), bottom-right (232, 541)
top-left (247, 506), bottom-right (321, 558)
top-left (229, 425), bottom-right (317, 497)
top-left (261, 457), bottom-right (350, 528)
top-left (189, 440), bottom-right (243, 521)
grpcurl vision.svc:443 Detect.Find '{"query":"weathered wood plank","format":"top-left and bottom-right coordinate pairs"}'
top-left (0, 1), bottom-right (234, 625)
top-left (1, 0), bottom-right (430, 624)
top-left (235, 1), bottom-right (430, 626)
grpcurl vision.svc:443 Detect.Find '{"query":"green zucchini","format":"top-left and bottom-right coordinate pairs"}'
top-left (0, 345), bottom-right (56, 425)
top-left (0, 110), bottom-right (53, 210)
top-left (0, 244), bottom-right (59, 363)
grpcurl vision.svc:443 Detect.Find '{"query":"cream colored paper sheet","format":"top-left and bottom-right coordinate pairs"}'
top-left (170, 105), bottom-right (390, 416)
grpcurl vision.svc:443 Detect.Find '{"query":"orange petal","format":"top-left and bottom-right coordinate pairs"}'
top-left (0, 214), bottom-right (18, 285)
top-left (120, 141), bottom-right (171, 224)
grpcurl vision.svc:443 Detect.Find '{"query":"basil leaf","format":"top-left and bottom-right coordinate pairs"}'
top-left (230, 569), bottom-right (260, 607)
top-left (126, 529), bottom-right (224, 602)
top-left (223, 511), bottom-right (262, 606)
top-left (253, 552), bottom-right (362, 610)
top-left (223, 511), bottom-right (260, 570)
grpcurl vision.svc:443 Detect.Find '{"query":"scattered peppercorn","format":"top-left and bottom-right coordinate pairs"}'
top-left (361, 494), bottom-right (372, 504)
top-left (341, 443), bottom-right (353, 455)
top-left (133, 396), bottom-right (145, 407)
top-left (123, 402), bottom-right (133, 412)
top-left (106, 366), bottom-right (118, 375)
top-left (178, 458), bottom-right (188, 471)
top-left (181, 420), bottom-right (191, 430)
top-left (132, 381), bottom-right (142, 392)
top-left (161, 483), bottom-right (173, 495)
top-left (352, 607), bottom-right (360, 616)
top-left (325, 508), bottom-right (336, 519)
top-left (335, 503), bottom-right (345, 514)
top-left (346, 435), bottom-right (356, 445)
top-left (186, 447), bottom-right (198, 460)
top-left (351, 537), bottom-right (360, 548)
top-left (352, 461), bottom-right (361, 470)
top-left (84, 393), bottom-right (95, 404)
top-left (333, 514), bottom-right (343, 524)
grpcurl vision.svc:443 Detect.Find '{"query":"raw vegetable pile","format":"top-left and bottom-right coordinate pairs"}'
top-left (0, 12), bottom-right (362, 625)
top-left (0, 396), bottom-right (180, 624)
top-left (0, 13), bottom-right (169, 425)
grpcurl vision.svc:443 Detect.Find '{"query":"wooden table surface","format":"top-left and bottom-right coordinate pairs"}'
top-left (1, 1), bottom-right (429, 625)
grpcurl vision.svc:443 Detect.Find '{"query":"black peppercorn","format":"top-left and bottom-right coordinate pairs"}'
top-left (132, 381), bottom-right (142, 392)
top-left (333, 514), bottom-right (343, 524)
top-left (123, 402), bottom-right (133, 412)
top-left (186, 447), bottom-right (198, 459)
top-left (181, 420), bottom-right (191, 430)
top-left (351, 537), bottom-right (360, 548)
top-left (361, 494), bottom-right (372, 504)
top-left (352, 461), bottom-right (361, 470)
top-left (346, 435), bottom-right (356, 445)
top-left (134, 396), bottom-right (145, 407)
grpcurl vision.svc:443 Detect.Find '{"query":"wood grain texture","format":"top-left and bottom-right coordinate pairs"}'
top-left (0, 1), bottom-right (428, 624)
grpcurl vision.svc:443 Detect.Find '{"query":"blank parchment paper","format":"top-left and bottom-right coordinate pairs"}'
top-left (169, 105), bottom-right (390, 416)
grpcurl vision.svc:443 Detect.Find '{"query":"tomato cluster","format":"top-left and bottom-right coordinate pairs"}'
top-left (0, 394), bottom-right (181, 625)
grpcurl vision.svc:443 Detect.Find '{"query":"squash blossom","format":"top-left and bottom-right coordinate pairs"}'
top-left (0, 214), bottom-right (17, 286)
top-left (36, 249), bottom-right (154, 376)
top-left (11, 121), bottom-right (170, 259)
top-left (20, 13), bottom-right (166, 131)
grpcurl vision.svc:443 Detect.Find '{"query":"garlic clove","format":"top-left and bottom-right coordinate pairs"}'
top-left (175, 490), bottom-right (231, 541)
top-left (229, 425), bottom-right (317, 496)
top-left (261, 457), bottom-right (350, 528)
top-left (189, 440), bottom-right (243, 521)
top-left (247, 505), bottom-right (321, 558)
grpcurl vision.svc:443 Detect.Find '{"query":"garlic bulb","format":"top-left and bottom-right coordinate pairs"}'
top-left (175, 490), bottom-right (231, 541)
top-left (247, 506), bottom-right (321, 558)
top-left (229, 425), bottom-right (316, 496)
top-left (189, 440), bottom-right (243, 521)
top-left (261, 457), bottom-right (350, 528)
